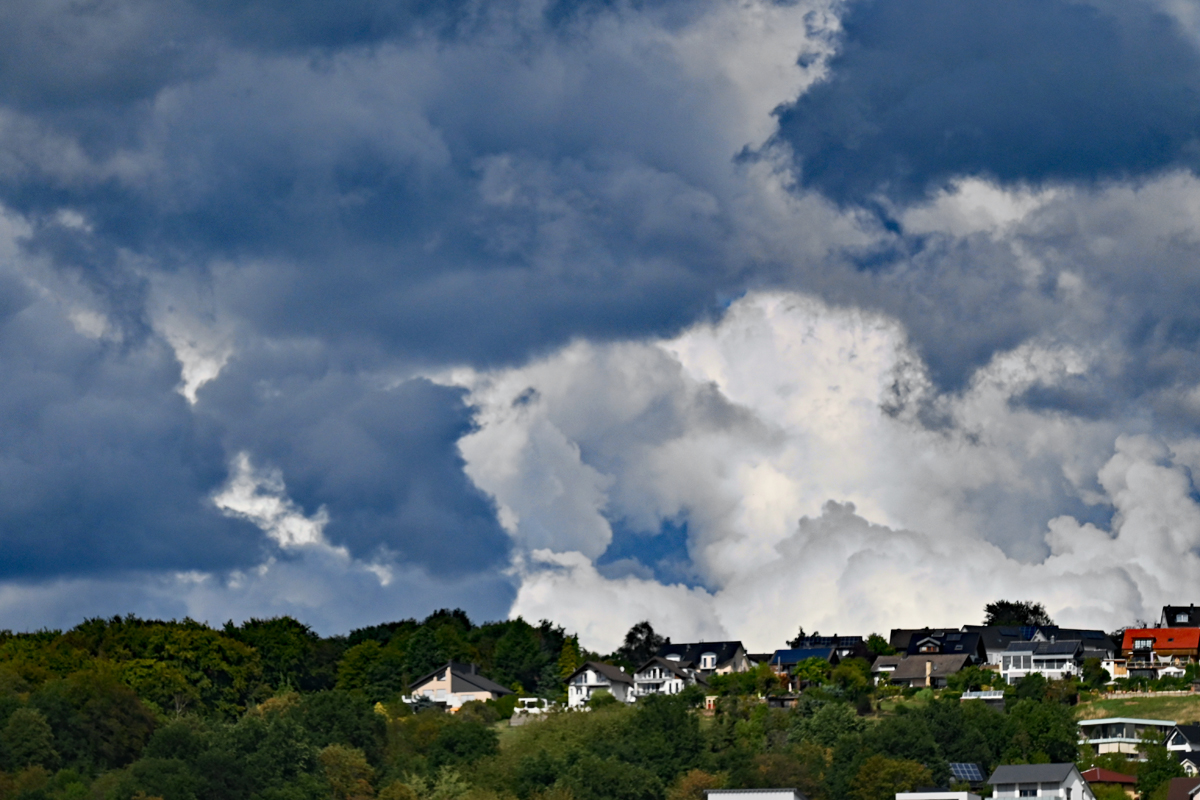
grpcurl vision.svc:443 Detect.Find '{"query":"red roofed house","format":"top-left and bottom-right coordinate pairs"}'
top-left (1081, 768), bottom-right (1137, 799)
top-left (1121, 628), bottom-right (1200, 680)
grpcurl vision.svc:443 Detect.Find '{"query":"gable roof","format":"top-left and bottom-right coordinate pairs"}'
top-left (890, 654), bottom-right (970, 682)
top-left (656, 641), bottom-right (745, 669)
top-left (1035, 628), bottom-right (1115, 651)
top-left (410, 661), bottom-right (514, 696)
top-left (962, 625), bottom-right (1027, 653)
top-left (1081, 768), bottom-right (1136, 785)
top-left (889, 629), bottom-right (925, 651)
top-left (1163, 606), bottom-right (1200, 627)
top-left (1166, 777), bottom-right (1200, 800)
top-left (1122, 628), bottom-right (1200, 651)
top-left (567, 660), bottom-right (634, 685)
top-left (635, 656), bottom-right (703, 683)
top-left (1172, 724), bottom-right (1200, 746)
top-left (790, 635), bottom-right (863, 649)
top-left (770, 647), bottom-right (840, 667)
top-left (989, 764), bottom-right (1079, 785)
top-left (1004, 640), bottom-right (1083, 656)
top-left (904, 629), bottom-right (987, 660)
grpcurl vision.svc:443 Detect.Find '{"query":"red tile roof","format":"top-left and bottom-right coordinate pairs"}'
top-left (1121, 627), bottom-right (1200, 651)
top-left (1082, 768), bottom-right (1136, 785)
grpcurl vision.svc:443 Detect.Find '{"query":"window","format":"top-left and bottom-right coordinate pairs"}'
top-left (1178, 614), bottom-right (1189, 623)
top-left (701, 653), bottom-right (717, 669)
top-left (1135, 638), bottom-right (1154, 650)
top-left (1020, 787), bottom-right (1037, 797)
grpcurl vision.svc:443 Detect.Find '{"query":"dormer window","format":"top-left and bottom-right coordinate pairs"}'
top-left (700, 652), bottom-right (717, 669)
top-left (666, 654), bottom-right (681, 661)
top-left (1178, 614), bottom-right (1189, 623)
top-left (1134, 638), bottom-right (1154, 650)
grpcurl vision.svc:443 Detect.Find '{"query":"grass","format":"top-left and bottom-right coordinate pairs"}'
top-left (1076, 693), bottom-right (1200, 722)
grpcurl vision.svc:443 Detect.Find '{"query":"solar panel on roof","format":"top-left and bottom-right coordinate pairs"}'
top-left (949, 763), bottom-right (985, 783)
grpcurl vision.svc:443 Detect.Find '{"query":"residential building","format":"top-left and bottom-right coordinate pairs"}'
top-left (789, 634), bottom-right (872, 661)
top-left (897, 793), bottom-right (979, 800)
top-left (889, 654), bottom-right (970, 688)
top-left (657, 641), bottom-right (752, 675)
top-left (988, 763), bottom-right (1096, 800)
top-left (1121, 628), bottom-right (1200, 678)
top-left (408, 662), bottom-right (513, 710)
top-left (769, 647), bottom-right (841, 691)
top-left (633, 656), bottom-right (708, 697)
top-left (1166, 725), bottom-right (1200, 775)
top-left (1078, 718), bottom-right (1175, 756)
top-left (1166, 778), bottom-right (1200, 800)
top-left (1079, 769), bottom-right (1135, 799)
top-left (565, 661), bottom-right (635, 708)
top-left (871, 655), bottom-right (903, 684)
top-left (906, 630), bottom-right (988, 663)
top-left (705, 790), bottom-right (805, 800)
top-left (1162, 606), bottom-right (1200, 628)
top-left (1033, 629), bottom-right (1116, 660)
top-left (1000, 640), bottom-right (1083, 684)
top-left (962, 625), bottom-right (1028, 667)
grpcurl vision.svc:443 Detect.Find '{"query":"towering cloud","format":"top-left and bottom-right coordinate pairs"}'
top-left (0, 0), bottom-right (1198, 643)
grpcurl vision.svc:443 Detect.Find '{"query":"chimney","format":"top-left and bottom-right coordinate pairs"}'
top-left (925, 659), bottom-right (933, 688)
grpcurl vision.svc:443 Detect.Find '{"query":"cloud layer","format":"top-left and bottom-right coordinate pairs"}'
top-left (1, 0), bottom-right (1200, 645)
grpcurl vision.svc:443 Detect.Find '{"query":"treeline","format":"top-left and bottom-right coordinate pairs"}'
top-left (0, 612), bottom-right (1186, 800)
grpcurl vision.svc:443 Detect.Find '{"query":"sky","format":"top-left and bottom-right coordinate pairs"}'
top-left (3, 0), bottom-right (1200, 652)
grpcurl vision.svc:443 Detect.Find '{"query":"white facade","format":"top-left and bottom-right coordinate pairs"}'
top-left (1079, 718), bottom-right (1174, 756)
top-left (990, 766), bottom-right (1094, 800)
top-left (1001, 644), bottom-right (1082, 684)
top-left (899, 793), bottom-right (980, 800)
top-left (566, 665), bottom-right (634, 708)
top-left (706, 790), bottom-right (804, 800)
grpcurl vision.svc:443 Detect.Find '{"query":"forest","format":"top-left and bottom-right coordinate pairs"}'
top-left (0, 611), bottom-right (1183, 800)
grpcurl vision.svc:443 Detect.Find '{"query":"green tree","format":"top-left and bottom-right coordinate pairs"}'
top-left (226, 617), bottom-right (324, 692)
top-left (403, 627), bottom-right (448, 681)
top-left (562, 754), bottom-right (663, 800)
top-left (558, 636), bottom-right (583, 683)
top-left (866, 634), bottom-right (896, 656)
top-left (984, 601), bottom-right (1053, 627)
top-left (792, 657), bottom-right (832, 685)
top-left (1082, 658), bottom-right (1111, 690)
top-left (428, 719), bottom-right (499, 769)
top-left (947, 665), bottom-right (991, 692)
top-left (1006, 698), bottom-right (1078, 763)
top-left (848, 755), bottom-right (932, 800)
top-left (320, 744), bottom-right (375, 800)
top-left (615, 622), bottom-right (667, 669)
top-left (336, 642), bottom-right (407, 703)
top-left (492, 620), bottom-right (544, 691)
top-left (2, 707), bottom-right (58, 770)
top-left (789, 701), bottom-right (866, 747)
top-left (1137, 732), bottom-right (1185, 800)
top-left (1014, 672), bottom-right (1048, 702)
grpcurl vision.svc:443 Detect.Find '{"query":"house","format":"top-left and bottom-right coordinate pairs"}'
top-left (657, 641), bottom-right (752, 675)
top-left (1121, 629), bottom-right (1200, 678)
top-left (1000, 640), bottom-right (1083, 684)
top-left (1162, 606), bottom-right (1200, 627)
top-left (633, 656), bottom-right (708, 697)
top-left (1033, 628), bottom-right (1116, 660)
top-left (906, 630), bottom-right (988, 664)
top-left (1166, 725), bottom-right (1200, 775)
top-left (889, 654), bottom-right (971, 688)
top-left (705, 790), bottom-right (805, 800)
top-left (962, 625), bottom-right (1028, 667)
top-left (1078, 718), bottom-right (1175, 756)
top-left (1166, 778), bottom-right (1200, 800)
top-left (898, 793), bottom-right (980, 800)
top-left (871, 655), bottom-right (903, 684)
top-left (789, 634), bottom-right (872, 661)
top-left (1080, 768), bottom-right (1136, 799)
top-left (988, 764), bottom-right (1096, 800)
top-left (565, 661), bottom-right (635, 708)
top-left (408, 661), bottom-right (513, 710)
top-left (770, 647), bottom-right (841, 690)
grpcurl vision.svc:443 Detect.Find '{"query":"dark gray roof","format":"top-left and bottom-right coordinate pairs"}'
top-left (569, 660), bottom-right (634, 685)
top-left (962, 625), bottom-right (1026, 652)
top-left (989, 764), bottom-right (1078, 784)
top-left (890, 654), bottom-right (970, 681)
top-left (1163, 606), bottom-right (1200, 627)
top-left (411, 661), bottom-right (514, 696)
top-left (1173, 725), bottom-right (1200, 745)
top-left (904, 629), bottom-right (987, 660)
top-left (656, 641), bottom-right (745, 669)
top-left (636, 656), bottom-right (699, 682)
top-left (1004, 640), bottom-right (1082, 656)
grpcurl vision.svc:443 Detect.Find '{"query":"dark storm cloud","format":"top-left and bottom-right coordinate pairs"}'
top-left (198, 348), bottom-right (512, 575)
top-left (774, 0), bottom-right (1200, 204)
top-left (0, 288), bottom-right (261, 578)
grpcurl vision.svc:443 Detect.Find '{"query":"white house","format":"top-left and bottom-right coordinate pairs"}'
top-left (657, 641), bottom-right (752, 675)
top-left (633, 656), bottom-right (706, 697)
top-left (988, 764), bottom-right (1095, 800)
top-left (705, 790), bottom-right (805, 800)
top-left (1000, 640), bottom-right (1083, 684)
top-left (407, 662), bottom-right (513, 710)
top-left (1165, 724), bottom-right (1200, 774)
top-left (898, 792), bottom-right (980, 800)
top-left (565, 661), bottom-right (635, 708)
top-left (1078, 718), bottom-right (1175, 756)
